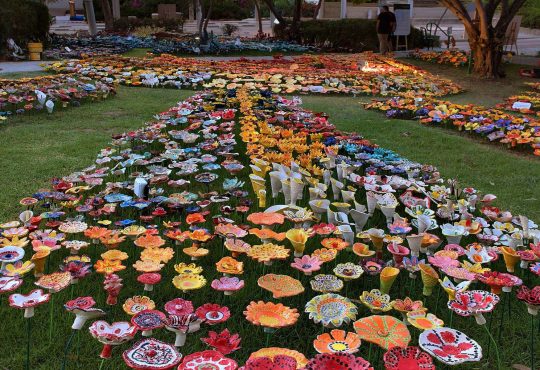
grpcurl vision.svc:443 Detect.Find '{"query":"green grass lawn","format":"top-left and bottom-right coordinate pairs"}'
top-left (1, 62), bottom-right (539, 369)
top-left (300, 94), bottom-right (540, 221)
top-left (0, 83), bottom-right (538, 370)
top-left (0, 87), bottom-right (194, 222)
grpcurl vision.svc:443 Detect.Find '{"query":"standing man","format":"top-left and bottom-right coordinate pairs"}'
top-left (377, 5), bottom-right (396, 55)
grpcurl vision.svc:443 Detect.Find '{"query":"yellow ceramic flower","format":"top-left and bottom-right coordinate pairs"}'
top-left (172, 273), bottom-right (207, 292)
top-left (174, 262), bottom-right (203, 275)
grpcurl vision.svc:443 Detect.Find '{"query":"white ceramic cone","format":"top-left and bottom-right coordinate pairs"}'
top-left (309, 199), bottom-right (330, 221)
top-left (519, 215), bottom-right (530, 239)
top-left (269, 171), bottom-right (285, 198)
top-left (350, 209), bottom-right (369, 232)
top-left (417, 215), bottom-right (432, 234)
top-left (337, 225), bottom-right (354, 245)
top-left (330, 178), bottom-right (344, 201)
top-left (45, 100), bottom-right (54, 113)
top-left (336, 164), bottom-right (344, 182)
top-left (24, 307), bottom-right (35, 319)
top-left (474, 313), bottom-right (486, 325)
top-left (309, 187), bottom-right (324, 200)
top-left (380, 205), bottom-right (396, 225)
top-left (281, 179), bottom-right (291, 204)
top-left (323, 170), bottom-right (331, 186)
top-left (290, 178), bottom-right (304, 205)
top-left (407, 234), bottom-right (424, 257)
top-left (327, 208), bottom-right (337, 225)
top-left (445, 235), bottom-right (463, 245)
top-left (335, 211), bottom-right (350, 226)
top-left (341, 190), bottom-right (356, 203)
top-left (354, 201), bottom-right (367, 213)
top-left (366, 192), bottom-right (377, 216)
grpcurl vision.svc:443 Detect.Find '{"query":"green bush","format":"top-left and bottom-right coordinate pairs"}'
top-left (113, 17), bottom-right (184, 33)
top-left (0, 0), bottom-right (50, 54)
top-left (521, 0), bottom-right (540, 28)
top-left (276, 19), bottom-right (429, 51)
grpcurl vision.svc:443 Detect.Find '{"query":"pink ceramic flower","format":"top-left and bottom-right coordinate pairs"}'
top-left (304, 353), bottom-right (373, 370)
top-left (211, 276), bottom-right (244, 295)
top-left (516, 285), bottom-right (540, 315)
top-left (428, 255), bottom-right (460, 269)
top-left (165, 298), bottom-right (194, 316)
top-left (383, 346), bottom-right (435, 370)
top-left (291, 255), bottom-right (323, 275)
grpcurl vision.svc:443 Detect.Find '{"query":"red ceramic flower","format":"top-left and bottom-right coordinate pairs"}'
top-left (241, 355), bottom-right (298, 370)
top-left (164, 298), bottom-right (194, 316)
top-left (195, 303), bottom-right (230, 325)
top-left (201, 328), bottom-right (241, 355)
top-left (65, 296), bottom-right (95, 311)
top-left (383, 346), bottom-right (435, 370)
top-left (178, 350), bottom-right (237, 370)
top-left (304, 353), bottom-right (373, 370)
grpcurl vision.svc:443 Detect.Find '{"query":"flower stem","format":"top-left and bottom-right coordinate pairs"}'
top-left (25, 318), bottom-right (31, 370)
top-left (483, 321), bottom-right (502, 370)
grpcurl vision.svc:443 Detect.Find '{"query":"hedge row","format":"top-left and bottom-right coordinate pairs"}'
top-left (0, 0), bottom-right (50, 54)
top-left (277, 19), bottom-right (428, 52)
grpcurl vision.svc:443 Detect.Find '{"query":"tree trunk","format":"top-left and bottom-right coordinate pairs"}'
top-left (201, 0), bottom-right (213, 43)
top-left (313, 0), bottom-right (323, 19)
top-left (290, 0), bottom-right (302, 41)
top-left (466, 28), bottom-right (504, 78)
top-left (253, 0), bottom-right (263, 36)
top-left (261, 0), bottom-right (287, 25)
top-left (100, 0), bottom-right (114, 32)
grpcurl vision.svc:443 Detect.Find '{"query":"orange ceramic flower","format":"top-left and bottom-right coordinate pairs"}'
top-left (407, 311), bottom-right (444, 330)
top-left (224, 238), bottom-right (251, 257)
top-left (215, 223), bottom-right (248, 238)
top-left (393, 297), bottom-right (427, 314)
top-left (313, 329), bottom-right (361, 354)
top-left (123, 295), bottom-right (155, 315)
top-left (216, 256), bottom-right (244, 275)
top-left (247, 212), bottom-right (285, 226)
top-left (189, 229), bottom-right (212, 243)
top-left (248, 347), bottom-right (308, 369)
top-left (312, 248), bottom-right (338, 263)
top-left (321, 238), bottom-right (350, 251)
top-left (101, 249), bottom-right (129, 261)
top-left (35, 271), bottom-right (71, 292)
top-left (99, 232), bottom-right (126, 249)
top-left (141, 247), bottom-right (174, 263)
top-left (166, 229), bottom-right (190, 243)
top-left (247, 243), bottom-right (290, 264)
top-left (257, 274), bottom-right (304, 298)
top-left (249, 228), bottom-right (286, 242)
top-left (186, 213), bottom-right (206, 225)
top-left (183, 246), bottom-right (209, 259)
top-left (84, 226), bottom-right (111, 240)
top-left (133, 259), bottom-right (164, 272)
top-left (134, 234), bottom-right (165, 249)
top-left (353, 315), bottom-right (411, 350)
top-left (94, 259), bottom-right (126, 275)
top-left (244, 301), bottom-right (299, 329)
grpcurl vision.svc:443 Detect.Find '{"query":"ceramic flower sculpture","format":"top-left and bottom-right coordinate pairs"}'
top-left (103, 273), bottom-right (123, 305)
top-left (122, 338), bottom-right (183, 369)
top-left (9, 289), bottom-right (50, 318)
top-left (89, 321), bottom-right (137, 359)
top-left (64, 296), bottom-right (106, 330)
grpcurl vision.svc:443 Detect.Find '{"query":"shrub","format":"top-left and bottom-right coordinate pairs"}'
top-left (113, 17), bottom-right (184, 33)
top-left (521, 0), bottom-right (540, 29)
top-left (0, 0), bottom-right (50, 55)
top-left (276, 19), bottom-right (428, 52)
top-left (221, 24), bottom-right (239, 36)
